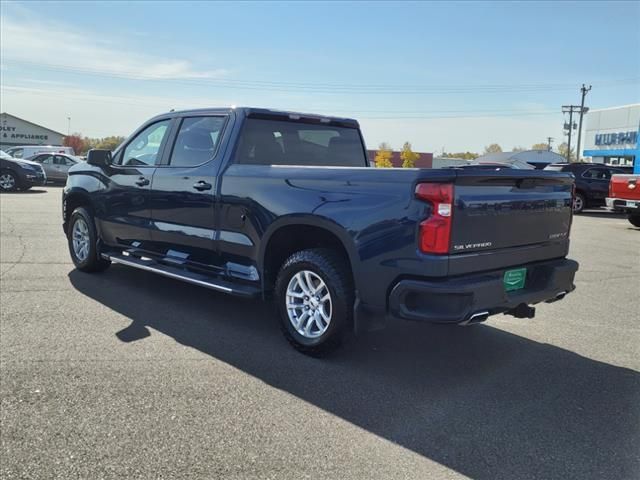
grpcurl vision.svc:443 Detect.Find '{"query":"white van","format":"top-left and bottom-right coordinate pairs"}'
top-left (3, 145), bottom-right (75, 159)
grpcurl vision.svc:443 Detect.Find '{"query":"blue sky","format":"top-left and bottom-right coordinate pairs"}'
top-left (1, 1), bottom-right (639, 152)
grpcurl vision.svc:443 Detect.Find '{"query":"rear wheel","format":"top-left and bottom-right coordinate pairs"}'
top-left (275, 248), bottom-right (354, 356)
top-left (0, 170), bottom-right (18, 192)
top-left (67, 207), bottom-right (111, 272)
top-left (573, 192), bottom-right (585, 214)
top-left (628, 214), bottom-right (640, 228)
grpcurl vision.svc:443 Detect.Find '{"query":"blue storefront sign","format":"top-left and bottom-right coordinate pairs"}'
top-left (594, 131), bottom-right (637, 146)
top-left (584, 128), bottom-right (640, 174)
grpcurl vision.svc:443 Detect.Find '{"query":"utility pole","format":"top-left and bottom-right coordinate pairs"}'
top-left (546, 137), bottom-right (554, 151)
top-left (576, 84), bottom-right (591, 162)
top-left (562, 105), bottom-right (581, 162)
top-left (67, 117), bottom-right (71, 136)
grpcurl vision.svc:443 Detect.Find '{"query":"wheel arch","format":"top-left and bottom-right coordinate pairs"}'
top-left (259, 215), bottom-right (359, 294)
top-left (63, 188), bottom-right (95, 233)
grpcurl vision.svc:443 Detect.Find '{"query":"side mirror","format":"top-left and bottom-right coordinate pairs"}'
top-left (86, 149), bottom-right (112, 167)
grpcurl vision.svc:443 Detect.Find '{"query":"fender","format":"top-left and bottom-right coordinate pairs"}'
top-left (258, 213), bottom-right (360, 278)
top-left (62, 186), bottom-right (98, 234)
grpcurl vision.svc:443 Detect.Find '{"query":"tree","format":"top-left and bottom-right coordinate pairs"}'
top-left (63, 134), bottom-right (85, 155)
top-left (374, 142), bottom-right (394, 168)
top-left (557, 142), bottom-right (576, 162)
top-left (400, 141), bottom-right (420, 168)
top-left (531, 143), bottom-right (549, 151)
top-left (96, 136), bottom-right (125, 151)
top-left (483, 143), bottom-right (502, 154)
top-left (511, 146), bottom-right (525, 152)
top-left (441, 151), bottom-right (479, 160)
top-left (82, 137), bottom-right (99, 154)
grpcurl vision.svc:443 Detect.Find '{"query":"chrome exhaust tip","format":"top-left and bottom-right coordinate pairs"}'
top-left (459, 311), bottom-right (490, 326)
top-left (545, 291), bottom-right (568, 304)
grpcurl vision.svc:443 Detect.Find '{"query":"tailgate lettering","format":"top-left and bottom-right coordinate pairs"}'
top-left (453, 241), bottom-right (493, 251)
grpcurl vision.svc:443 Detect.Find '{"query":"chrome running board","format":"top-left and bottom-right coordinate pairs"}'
top-left (101, 253), bottom-right (259, 297)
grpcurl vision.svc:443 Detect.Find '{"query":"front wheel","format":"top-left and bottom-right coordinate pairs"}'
top-left (275, 248), bottom-right (354, 356)
top-left (628, 214), bottom-right (640, 228)
top-left (0, 171), bottom-right (19, 192)
top-left (67, 207), bottom-right (111, 272)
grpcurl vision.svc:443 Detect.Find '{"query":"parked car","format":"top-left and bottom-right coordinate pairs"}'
top-left (3, 145), bottom-right (75, 159)
top-left (0, 150), bottom-right (47, 191)
top-left (606, 173), bottom-right (640, 227)
top-left (27, 153), bottom-right (82, 183)
top-left (62, 107), bottom-right (578, 355)
top-left (544, 162), bottom-right (627, 213)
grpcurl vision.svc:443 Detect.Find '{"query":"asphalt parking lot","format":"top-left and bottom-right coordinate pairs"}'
top-left (1, 186), bottom-right (638, 480)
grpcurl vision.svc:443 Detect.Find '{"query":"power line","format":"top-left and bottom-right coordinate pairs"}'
top-left (0, 85), bottom-right (561, 119)
top-left (3, 59), bottom-right (639, 95)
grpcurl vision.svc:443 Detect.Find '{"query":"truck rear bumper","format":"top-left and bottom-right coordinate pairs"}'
top-left (606, 197), bottom-right (639, 212)
top-left (387, 258), bottom-right (578, 324)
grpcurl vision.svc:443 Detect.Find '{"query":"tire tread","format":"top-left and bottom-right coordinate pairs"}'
top-left (275, 248), bottom-right (354, 356)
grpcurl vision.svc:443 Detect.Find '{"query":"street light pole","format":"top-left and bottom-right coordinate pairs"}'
top-left (576, 84), bottom-right (591, 162)
top-left (67, 117), bottom-right (71, 136)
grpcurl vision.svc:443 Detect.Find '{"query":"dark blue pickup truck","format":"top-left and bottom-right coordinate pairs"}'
top-left (63, 107), bottom-right (578, 355)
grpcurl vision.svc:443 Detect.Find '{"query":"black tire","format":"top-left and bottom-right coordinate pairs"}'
top-left (628, 214), bottom-right (640, 228)
top-left (275, 248), bottom-right (354, 356)
top-left (573, 192), bottom-right (586, 214)
top-left (67, 207), bottom-right (111, 272)
top-left (0, 170), bottom-right (19, 192)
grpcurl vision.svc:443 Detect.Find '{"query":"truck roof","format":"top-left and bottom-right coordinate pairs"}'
top-left (154, 107), bottom-right (360, 128)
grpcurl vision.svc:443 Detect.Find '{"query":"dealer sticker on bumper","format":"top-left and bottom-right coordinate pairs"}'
top-left (504, 268), bottom-right (527, 292)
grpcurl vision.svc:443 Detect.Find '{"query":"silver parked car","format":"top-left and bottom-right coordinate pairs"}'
top-left (27, 153), bottom-right (82, 183)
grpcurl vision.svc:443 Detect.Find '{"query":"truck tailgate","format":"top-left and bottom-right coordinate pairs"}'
top-left (450, 170), bottom-right (574, 254)
top-left (609, 174), bottom-right (640, 200)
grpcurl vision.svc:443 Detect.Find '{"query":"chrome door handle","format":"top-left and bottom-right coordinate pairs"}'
top-left (135, 177), bottom-right (150, 187)
top-left (193, 180), bottom-right (212, 191)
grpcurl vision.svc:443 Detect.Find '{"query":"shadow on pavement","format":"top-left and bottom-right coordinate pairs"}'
top-left (69, 266), bottom-right (640, 480)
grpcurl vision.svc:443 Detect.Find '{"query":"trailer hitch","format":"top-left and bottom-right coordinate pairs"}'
top-left (505, 303), bottom-right (536, 319)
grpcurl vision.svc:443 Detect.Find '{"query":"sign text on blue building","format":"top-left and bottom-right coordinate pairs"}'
top-left (594, 131), bottom-right (638, 146)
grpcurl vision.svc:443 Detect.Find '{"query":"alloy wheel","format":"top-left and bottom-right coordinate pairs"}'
top-left (286, 270), bottom-right (332, 338)
top-left (72, 217), bottom-right (90, 262)
top-left (0, 173), bottom-right (16, 190)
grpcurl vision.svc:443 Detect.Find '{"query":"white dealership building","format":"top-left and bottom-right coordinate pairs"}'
top-left (582, 104), bottom-right (640, 173)
top-left (0, 112), bottom-right (65, 151)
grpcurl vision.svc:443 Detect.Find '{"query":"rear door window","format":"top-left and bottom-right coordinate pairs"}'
top-left (167, 116), bottom-right (226, 167)
top-left (234, 118), bottom-right (366, 167)
top-left (582, 168), bottom-right (610, 180)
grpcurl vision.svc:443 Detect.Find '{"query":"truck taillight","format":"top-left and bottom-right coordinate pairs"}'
top-left (415, 183), bottom-right (453, 254)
